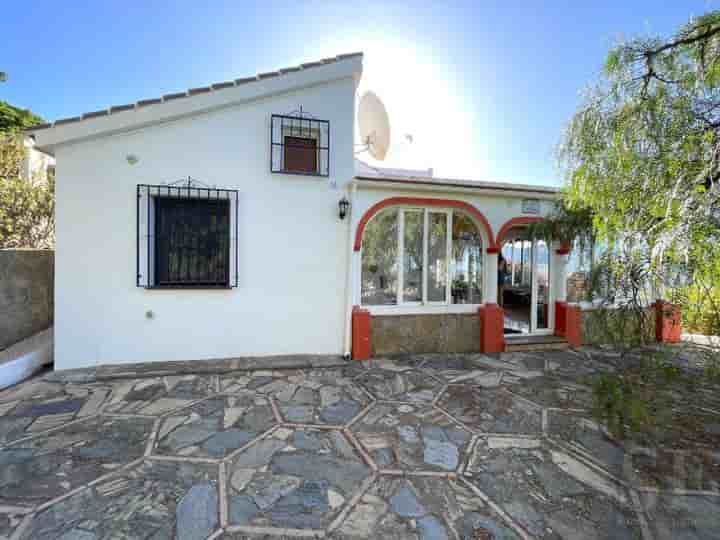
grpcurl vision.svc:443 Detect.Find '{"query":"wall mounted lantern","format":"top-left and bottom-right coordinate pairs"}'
top-left (338, 196), bottom-right (350, 220)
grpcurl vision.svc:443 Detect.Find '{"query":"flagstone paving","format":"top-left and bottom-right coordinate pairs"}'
top-left (0, 379), bottom-right (113, 444)
top-left (0, 348), bottom-right (719, 539)
top-left (350, 402), bottom-right (472, 472)
top-left (153, 392), bottom-right (277, 459)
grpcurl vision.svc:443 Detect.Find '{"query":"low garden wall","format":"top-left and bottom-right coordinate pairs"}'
top-left (580, 305), bottom-right (659, 346)
top-left (0, 249), bottom-right (54, 350)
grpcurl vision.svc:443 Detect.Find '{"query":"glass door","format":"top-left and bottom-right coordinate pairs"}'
top-left (502, 234), bottom-right (553, 335)
top-left (531, 239), bottom-right (552, 333)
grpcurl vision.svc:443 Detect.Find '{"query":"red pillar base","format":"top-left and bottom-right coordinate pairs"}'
top-left (654, 301), bottom-right (682, 343)
top-left (351, 306), bottom-right (372, 361)
top-left (555, 301), bottom-right (568, 337)
top-left (564, 304), bottom-right (583, 348)
top-left (479, 304), bottom-right (505, 353)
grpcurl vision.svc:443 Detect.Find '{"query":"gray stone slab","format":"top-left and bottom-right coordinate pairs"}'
top-left (176, 483), bottom-right (219, 540)
top-left (227, 428), bottom-right (371, 530)
top-left (16, 460), bottom-right (218, 540)
top-left (0, 415), bottom-right (154, 507)
top-left (350, 402), bottom-right (471, 473)
top-left (465, 438), bottom-right (641, 539)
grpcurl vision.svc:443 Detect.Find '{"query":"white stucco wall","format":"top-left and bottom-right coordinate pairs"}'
top-left (53, 76), bottom-right (356, 369)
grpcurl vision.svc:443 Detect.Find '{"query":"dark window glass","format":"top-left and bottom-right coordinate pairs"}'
top-left (154, 197), bottom-right (230, 287)
top-left (283, 136), bottom-right (318, 173)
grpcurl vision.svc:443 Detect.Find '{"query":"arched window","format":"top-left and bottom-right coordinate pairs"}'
top-left (360, 207), bottom-right (484, 306)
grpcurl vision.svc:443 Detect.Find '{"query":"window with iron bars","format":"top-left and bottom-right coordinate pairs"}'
top-left (270, 114), bottom-right (329, 176)
top-left (136, 181), bottom-right (239, 289)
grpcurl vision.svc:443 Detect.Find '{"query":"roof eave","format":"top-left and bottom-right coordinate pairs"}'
top-left (354, 175), bottom-right (560, 198)
top-left (28, 53), bottom-right (363, 154)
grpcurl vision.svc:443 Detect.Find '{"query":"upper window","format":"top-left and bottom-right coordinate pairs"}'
top-left (361, 207), bottom-right (484, 306)
top-left (271, 114), bottom-right (329, 176)
top-left (137, 182), bottom-right (239, 289)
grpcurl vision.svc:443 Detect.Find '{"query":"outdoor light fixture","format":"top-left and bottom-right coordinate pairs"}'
top-left (338, 196), bottom-right (350, 220)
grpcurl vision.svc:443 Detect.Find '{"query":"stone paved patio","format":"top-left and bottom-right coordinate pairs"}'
top-left (0, 349), bottom-right (718, 539)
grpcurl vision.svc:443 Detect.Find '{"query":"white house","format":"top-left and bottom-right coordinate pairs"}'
top-left (28, 52), bottom-right (605, 370)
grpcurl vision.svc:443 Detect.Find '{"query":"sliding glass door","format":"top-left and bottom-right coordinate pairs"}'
top-left (502, 234), bottom-right (553, 334)
top-left (531, 239), bottom-right (551, 332)
top-left (398, 208), bottom-right (451, 305)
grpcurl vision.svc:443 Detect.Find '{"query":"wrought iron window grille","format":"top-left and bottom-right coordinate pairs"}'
top-left (271, 108), bottom-right (330, 177)
top-left (136, 177), bottom-right (239, 289)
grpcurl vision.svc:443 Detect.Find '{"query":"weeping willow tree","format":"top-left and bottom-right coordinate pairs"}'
top-left (557, 10), bottom-right (720, 336)
top-left (554, 11), bottom-right (720, 438)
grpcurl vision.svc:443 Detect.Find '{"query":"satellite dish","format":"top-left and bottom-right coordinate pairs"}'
top-left (358, 91), bottom-right (391, 161)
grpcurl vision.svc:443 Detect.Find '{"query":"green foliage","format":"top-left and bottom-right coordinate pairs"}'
top-left (561, 11), bottom-right (720, 260)
top-left (0, 138), bottom-right (54, 248)
top-left (591, 351), bottom-right (684, 439)
top-left (592, 372), bottom-right (649, 439)
top-left (0, 101), bottom-right (44, 133)
top-left (526, 199), bottom-right (595, 248)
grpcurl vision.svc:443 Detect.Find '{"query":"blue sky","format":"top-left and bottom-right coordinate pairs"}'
top-left (1, 1), bottom-right (715, 185)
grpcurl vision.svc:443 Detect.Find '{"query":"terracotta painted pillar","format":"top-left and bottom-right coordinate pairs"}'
top-left (479, 247), bottom-right (505, 353)
top-left (351, 306), bottom-right (372, 360)
top-left (654, 301), bottom-right (682, 343)
top-left (479, 304), bottom-right (505, 353)
top-left (555, 302), bottom-right (568, 337)
top-left (564, 304), bottom-right (583, 347)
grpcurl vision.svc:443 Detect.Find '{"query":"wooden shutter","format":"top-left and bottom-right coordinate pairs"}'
top-left (283, 136), bottom-right (318, 173)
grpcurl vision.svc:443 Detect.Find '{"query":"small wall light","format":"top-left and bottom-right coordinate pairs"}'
top-left (338, 196), bottom-right (350, 220)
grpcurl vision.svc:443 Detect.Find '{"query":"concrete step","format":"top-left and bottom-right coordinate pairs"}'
top-left (504, 334), bottom-right (569, 352)
top-left (0, 328), bottom-right (53, 390)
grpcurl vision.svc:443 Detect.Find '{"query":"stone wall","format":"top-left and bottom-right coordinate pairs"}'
top-left (371, 313), bottom-right (480, 356)
top-left (567, 272), bottom-right (589, 303)
top-left (0, 250), bottom-right (54, 350)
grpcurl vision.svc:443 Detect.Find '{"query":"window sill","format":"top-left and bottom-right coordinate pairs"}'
top-left (271, 169), bottom-right (328, 178)
top-left (363, 304), bottom-right (483, 316)
top-left (144, 285), bottom-right (233, 290)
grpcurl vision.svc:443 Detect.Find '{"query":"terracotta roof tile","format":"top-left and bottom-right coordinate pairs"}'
top-left (54, 116), bottom-right (82, 125)
top-left (26, 52), bottom-right (363, 132)
top-left (137, 98), bottom-right (162, 107)
top-left (211, 81), bottom-right (235, 90)
top-left (82, 110), bottom-right (109, 119)
top-left (163, 92), bottom-right (187, 101)
top-left (110, 104), bottom-right (135, 113)
top-left (188, 86), bottom-right (212, 95)
top-left (234, 76), bottom-right (257, 85)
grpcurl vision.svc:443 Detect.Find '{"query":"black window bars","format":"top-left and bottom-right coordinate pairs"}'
top-left (271, 113), bottom-right (330, 176)
top-left (136, 178), bottom-right (239, 289)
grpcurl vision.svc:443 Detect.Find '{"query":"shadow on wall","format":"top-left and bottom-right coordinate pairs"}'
top-left (0, 250), bottom-right (54, 351)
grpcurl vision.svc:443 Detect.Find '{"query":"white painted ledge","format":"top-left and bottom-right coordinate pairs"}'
top-left (682, 333), bottom-right (720, 349)
top-left (0, 328), bottom-right (53, 390)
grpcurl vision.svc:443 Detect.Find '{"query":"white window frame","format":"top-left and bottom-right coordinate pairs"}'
top-left (361, 206), bottom-right (483, 315)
